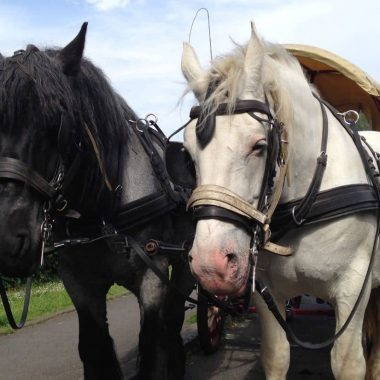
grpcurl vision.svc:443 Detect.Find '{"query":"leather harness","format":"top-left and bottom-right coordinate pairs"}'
top-left (0, 114), bottom-right (192, 328)
top-left (174, 85), bottom-right (380, 349)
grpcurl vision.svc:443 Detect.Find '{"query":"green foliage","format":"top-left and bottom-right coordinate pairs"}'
top-left (357, 111), bottom-right (371, 131)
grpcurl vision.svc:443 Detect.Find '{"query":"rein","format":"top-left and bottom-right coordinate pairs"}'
top-left (0, 277), bottom-right (32, 329)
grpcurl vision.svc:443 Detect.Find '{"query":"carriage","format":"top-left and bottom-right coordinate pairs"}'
top-left (284, 44), bottom-right (380, 131)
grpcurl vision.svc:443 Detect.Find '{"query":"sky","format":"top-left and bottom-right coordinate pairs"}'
top-left (0, 0), bottom-right (379, 136)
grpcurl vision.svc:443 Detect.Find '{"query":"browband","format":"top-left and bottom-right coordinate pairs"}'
top-left (190, 99), bottom-right (272, 119)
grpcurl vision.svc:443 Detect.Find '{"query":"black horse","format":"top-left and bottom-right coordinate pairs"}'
top-left (0, 23), bottom-right (195, 379)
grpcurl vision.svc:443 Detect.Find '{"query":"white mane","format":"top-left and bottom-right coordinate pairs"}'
top-left (188, 39), bottom-right (317, 129)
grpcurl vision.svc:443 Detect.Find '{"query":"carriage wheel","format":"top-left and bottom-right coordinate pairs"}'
top-left (197, 286), bottom-right (227, 354)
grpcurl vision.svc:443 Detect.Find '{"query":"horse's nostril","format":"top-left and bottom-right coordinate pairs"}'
top-left (226, 253), bottom-right (238, 265)
top-left (188, 253), bottom-right (193, 263)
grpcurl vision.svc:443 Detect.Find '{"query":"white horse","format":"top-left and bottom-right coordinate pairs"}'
top-left (180, 23), bottom-right (380, 379)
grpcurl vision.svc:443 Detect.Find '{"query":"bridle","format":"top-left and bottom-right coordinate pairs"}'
top-left (187, 95), bottom-right (292, 257)
top-left (0, 112), bottom-right (79, 328)
top-left (175, 84), bottom-right (380, 350)
top-left (0, 105), bottom-right (118, 328)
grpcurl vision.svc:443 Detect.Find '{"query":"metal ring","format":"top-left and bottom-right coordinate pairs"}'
top-left (338, 110), bottom-right (360, 125)
top-left (56, 199), bottom-right (68, 212)
top-left (136, 118), bottom-right (149, 132)
top-left (145, 113), bottom-right (158, 125)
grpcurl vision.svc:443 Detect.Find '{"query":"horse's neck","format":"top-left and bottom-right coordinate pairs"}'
top-left (119, 128), bottom-right (160, 206)
top-left (280, 90), bottom-right (368, 203)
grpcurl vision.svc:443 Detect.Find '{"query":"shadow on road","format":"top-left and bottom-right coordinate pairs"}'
top-left (185, 312), bottom-right (335, 380)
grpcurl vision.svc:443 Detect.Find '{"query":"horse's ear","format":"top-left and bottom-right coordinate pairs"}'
top-left (58, 22), bottom-right (88, 76)
top-left (181, 42), bottom-right (207, 101)
top-left (26, 44), bottom-right (39, 53)
top-left (243, 22), bottom-right (264, 98)
top-left (181, 42), bottom-right (204, 83)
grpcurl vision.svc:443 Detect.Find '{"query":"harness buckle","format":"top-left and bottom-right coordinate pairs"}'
top-left (291, 206), bottom-right (305, 226)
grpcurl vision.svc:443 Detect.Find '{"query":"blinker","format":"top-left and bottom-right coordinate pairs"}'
top-left (195, 81), bottom-right (218, 147)
top-left (164, 142), bottom-right (196, 189)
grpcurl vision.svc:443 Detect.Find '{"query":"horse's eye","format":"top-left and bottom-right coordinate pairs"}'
top-left (252, 140), bottom-right (267, 155)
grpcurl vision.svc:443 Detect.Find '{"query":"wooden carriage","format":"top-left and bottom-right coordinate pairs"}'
top-left (284, 44), bottom-right (380, 131)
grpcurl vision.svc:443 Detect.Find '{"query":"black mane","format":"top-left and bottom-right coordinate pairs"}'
top-left (0, 45), bottom-right (138, 217)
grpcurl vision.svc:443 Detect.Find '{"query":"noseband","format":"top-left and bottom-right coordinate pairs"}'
top-left (0, 157), bottom-right (66, 205)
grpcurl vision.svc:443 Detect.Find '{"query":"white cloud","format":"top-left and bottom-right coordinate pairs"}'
top-left (1, 0), bottom-right (379, 135)
top-left (86, 0), bottom-right (130, 11)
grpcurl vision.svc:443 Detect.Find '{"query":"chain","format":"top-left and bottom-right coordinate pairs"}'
top-left (40, 202), bottom-right (53, 267)
top-left (250, 227), bottom-right (260, 293)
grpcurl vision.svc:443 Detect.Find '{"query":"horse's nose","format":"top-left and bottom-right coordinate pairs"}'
top-left (189, 247), bottom-right (245, 295)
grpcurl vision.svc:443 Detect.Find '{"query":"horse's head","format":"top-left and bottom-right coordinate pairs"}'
top-left (182, 23), bottom-right (296, 295)
top-left (0, 24), bottom-right (88, 277)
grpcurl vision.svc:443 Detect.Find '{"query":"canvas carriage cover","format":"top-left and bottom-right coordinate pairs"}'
top-left (284, 44), bottom-right (380, 130)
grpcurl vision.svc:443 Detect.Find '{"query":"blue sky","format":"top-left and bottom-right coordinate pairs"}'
top-left (0, 0), bottom-right (379, 135)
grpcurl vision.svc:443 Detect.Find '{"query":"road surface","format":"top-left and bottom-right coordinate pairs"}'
top-left (185, 297), bottom-right (335, 380)
top-left (0, 294), bottom-right (336, 379)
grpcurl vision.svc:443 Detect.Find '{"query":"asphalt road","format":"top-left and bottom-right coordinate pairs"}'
top-left (0, 294), bottom-right (196, 380)
top-left (0, 294), bottom-right (141, 380)
top-left (0, 294), bottom-right (335, 380)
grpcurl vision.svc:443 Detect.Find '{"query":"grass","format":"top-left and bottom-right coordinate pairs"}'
top-left (186, 313), bottom-right (197, 325)
top-left (0, 280), bottom-right (127, 334)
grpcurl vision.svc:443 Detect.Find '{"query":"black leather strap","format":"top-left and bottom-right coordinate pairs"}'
top-left (190, 99), bottom-right (272, 119)
top-left (0, 277), bottom-right (32, 329)
top-left (272, 184), bottom-right (378, 232)
top-left (192, 205), bottom-right (252, 231)
top-left (113, 192), bottom-right (178, 232)
top-left (291, 97), bottom-right (328, 224)
top-left (0, 157), bottom-right (58, 199)
top-left (194, 82), bottom-right (217, 147)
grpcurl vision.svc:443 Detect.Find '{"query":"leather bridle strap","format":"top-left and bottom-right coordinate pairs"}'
top-left (0, 157), bottom-right (58, 199)
top-left (190, 99), bottom-right (272, 119)
top-left (188, 185), bottom-right (293, 255)
top-left (188, 185), bottom-right (269, 225)
top-left (192, 204), bottom-right (253, 231)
